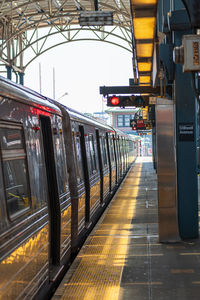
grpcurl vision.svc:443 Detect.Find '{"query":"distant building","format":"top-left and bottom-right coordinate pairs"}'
top-left (84, 111), bottom-right (111, 125)
top-left (105, 107), bottom-right (139, 134)
top-left (93, 111), bottom-right (110, 125)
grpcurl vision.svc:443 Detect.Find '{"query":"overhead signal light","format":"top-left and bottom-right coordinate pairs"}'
top-left (107, 95), bottom-right (148, 107)
top-left (135, 96), bottom-right (145, 106)
top-left (110, 96), bottom-right (120, 105)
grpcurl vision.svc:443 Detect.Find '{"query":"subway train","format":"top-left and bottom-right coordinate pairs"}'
top-left (0, 76), bottom-right (137, 300)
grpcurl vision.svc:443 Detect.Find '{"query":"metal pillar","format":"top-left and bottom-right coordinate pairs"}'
top-left (173, 24), bottom-right (198, 239)
top-left (157, 0), bottom-right (199, 240)
top-left (174, 46), bottom-right (198, 239)
top-left (156, 98), bottom-right (180, 242)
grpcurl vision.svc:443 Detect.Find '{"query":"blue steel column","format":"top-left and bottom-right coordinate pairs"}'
top-left (172, 0), bottom-right (198, 239)
top-left (158, 0), bottom-right (199, 239)
top-left (19, 72), bottom-right (24, 85)
top-left (6, 66), bottom-right (12, 80)
top-left (174, 30), bottom-right (198, 239)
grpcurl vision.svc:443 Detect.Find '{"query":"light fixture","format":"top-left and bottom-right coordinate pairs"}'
top-left (138, 62), bottom-right (152, 72)
top-left (133, 17), bottom-right (156, 40)
top-left (130, 0), bottom-right (158, 85)
top-left (136, 43), bottom-right (153, 58)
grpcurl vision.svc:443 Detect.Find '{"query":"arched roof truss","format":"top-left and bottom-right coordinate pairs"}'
top-left (0, 0), bottom-right (132, 74)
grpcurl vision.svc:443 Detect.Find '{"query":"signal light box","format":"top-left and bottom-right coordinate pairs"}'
top-left (107, 95), bottom-right (148, 107)
top-left (110, 96), bottom-right (119, 106)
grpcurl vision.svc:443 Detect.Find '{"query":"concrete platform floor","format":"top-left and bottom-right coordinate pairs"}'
top-left (52, 157), bottom-right (200, 300)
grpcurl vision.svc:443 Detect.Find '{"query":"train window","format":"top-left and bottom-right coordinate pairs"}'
top-left (109, 136), bottom-right (115, 163)
top-left (124, 140), bottom-right (127, 155)
top-left (117, 138), bottom-right (121, 163)
top-left (119, 140), bottom-right (122, 159)
top-left (72, 131), bottom-right (83, 184)
top-left (100, 138), bottom-right (108, 167)
top-left (53, 126), bottom-right (68, 196)
top-left (122, 139), bottom-right (125, 156)
top-left (127, 141), bottom-right (129, 152)
top-left (26, 131), bottom-right (47, 208)
top-left (0, 128), bottom-right (23, 150)
top-left (88, 134), bottom-right (97, 174)
top-left (0, 123), bottom-right (31, 220)
top-left (0, 201), bottom-right (3, 232)
top-left (113, 136), bottom-right (117, 160)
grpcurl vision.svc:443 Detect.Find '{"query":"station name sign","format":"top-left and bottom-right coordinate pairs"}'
top-left (178, 123), bottom-right (194, 141)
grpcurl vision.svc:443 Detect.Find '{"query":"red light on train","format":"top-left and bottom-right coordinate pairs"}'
top-left (110, 96), bottom-right (119, 106)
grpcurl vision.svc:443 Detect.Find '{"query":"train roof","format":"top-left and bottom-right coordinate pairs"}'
top-left (60, 105), bottom-right (134, 140)
top-left (66, 107), bottom-right (134, 140)
top-left (52, 101), bottom-right (112, 131)
top-left (68, 107), bottom-right (110, 129)
top-left (0, 76), bottom-right (61, 115)
top-left (0, 77), bottom-right (137, 141)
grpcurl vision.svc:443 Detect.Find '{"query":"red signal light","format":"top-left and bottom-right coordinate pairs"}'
top-left (110, 96), bottom-right (119, 106)
top-left (133, 126), bottom-right (137, 130)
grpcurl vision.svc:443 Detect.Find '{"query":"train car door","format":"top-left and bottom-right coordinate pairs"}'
top-left (117, 137), bottom-right (122, 177)
top-left (113, 135), bottom-right (118, 183)
top-left (106, 132), bottom-right (112, 192)
top-left (79, 125), bottom-right (90, 224)
top-left (40, 116), bottom-right (61, 273)
top-left (96, 129), bottom-right (103, 204)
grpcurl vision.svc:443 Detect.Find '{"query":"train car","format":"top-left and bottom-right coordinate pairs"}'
top-left (113, 128), bottom-right (136, 181)
top-left (0, 77), bottom-right (66, 300)
top-left (0, 76), bottom-right (137, 300)
top-left (56, 106), bottom-right (114, 250)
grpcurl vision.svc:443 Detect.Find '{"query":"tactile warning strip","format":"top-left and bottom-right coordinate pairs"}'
top-left (53, 162), bottom-right (142, 300)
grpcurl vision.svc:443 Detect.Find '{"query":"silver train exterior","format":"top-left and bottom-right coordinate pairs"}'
top-left (0, 77), bottom-right (137, 300)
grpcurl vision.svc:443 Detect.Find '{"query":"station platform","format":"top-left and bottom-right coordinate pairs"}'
top-left (52, 157), bottom-right (200, 300)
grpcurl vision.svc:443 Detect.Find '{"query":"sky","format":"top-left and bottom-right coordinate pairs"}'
top-left (25, 41), bottom-right (133, 113)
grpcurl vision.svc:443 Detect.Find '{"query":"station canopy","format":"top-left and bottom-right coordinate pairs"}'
top-left (0, 0), bottom-right (158, 85)
top-left (0, 0), bottom-right (131, 28)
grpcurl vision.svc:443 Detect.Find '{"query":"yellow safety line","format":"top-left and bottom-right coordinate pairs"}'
top-left (60, 162), bottom-right (142, 300)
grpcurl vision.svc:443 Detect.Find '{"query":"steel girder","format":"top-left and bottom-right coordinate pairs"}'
top-left (0, 0), bottom-right (132, 75)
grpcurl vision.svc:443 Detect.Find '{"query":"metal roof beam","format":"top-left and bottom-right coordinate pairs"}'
top-left (100, 85), bottom-right (161, 95)
top-left (130, 0), bottom-right (158, 85)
